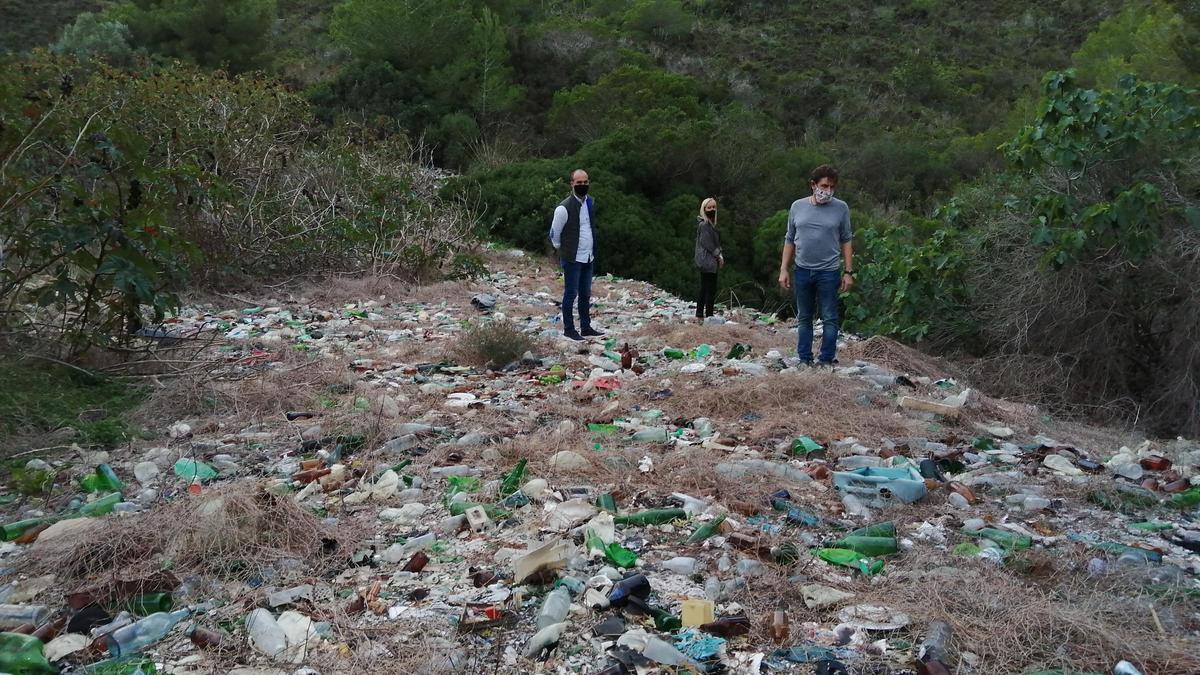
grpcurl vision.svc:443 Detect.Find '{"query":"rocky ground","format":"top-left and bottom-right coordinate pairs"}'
top-left (2, 248), bottom-right (1198, 675)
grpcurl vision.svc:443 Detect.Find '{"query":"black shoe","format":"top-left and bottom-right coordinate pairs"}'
top-left (816, 359), bottom-right (839, 368)
top-left (563, 331), bottom-right (586, 342)
top-left (581, 327), bottom-right (605, 337)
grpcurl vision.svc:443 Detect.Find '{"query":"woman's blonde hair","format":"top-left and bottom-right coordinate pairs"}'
top-left (699, 197), bottom-right (718, 223)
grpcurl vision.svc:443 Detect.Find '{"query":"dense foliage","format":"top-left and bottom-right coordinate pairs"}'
top-left (2, 0), bottom-right (1199, 433)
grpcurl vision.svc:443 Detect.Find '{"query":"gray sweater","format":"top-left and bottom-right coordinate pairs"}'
top-left (694, 217), bottom-right (722, 273)
top-left (785, 197), bottom-right (852, 271)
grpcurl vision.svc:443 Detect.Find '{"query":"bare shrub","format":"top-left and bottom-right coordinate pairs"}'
top-left (453, 319), bottom-right (539, 369)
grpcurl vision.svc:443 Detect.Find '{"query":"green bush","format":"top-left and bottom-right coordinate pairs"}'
top-left (113, 0), bottom-right (278, 73)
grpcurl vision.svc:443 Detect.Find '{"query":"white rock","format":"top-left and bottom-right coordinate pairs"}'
top-left (133, 461), bottom-right (160, 484)
top-left (548, 451), bottom-right (591, 471)
top-left (44, 633), bottom-right (90, 661)
top-left (1043, 455), bottom-right (1083, 476)
top-left (380, 503), bottom-right (427, 525)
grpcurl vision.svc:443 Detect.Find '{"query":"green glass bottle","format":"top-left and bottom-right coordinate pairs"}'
top-left (125, 593), bottom-right (174, 616)
top-left (685, 514), bottom-right (727, 544)
top-left (79, 493), bottom-right (122, 517)
top-left (831, 535), bottom-right (898, 556)
top-left (80, 464), bottom-right (125, 493)
top-left (816, 548), bottom-right (885, 576)
top-left (0, 631), bottom-right (57, 673)
top-left (1170, 487), bottom-right (1200, 509)
top-left (652, 607), bottom-right (682, 631)
top-left (596, 494), bottom-right (617, 513)
top-left (662, 348), bottom-right (686, 360)
top-left (499, 459), bottom-right (527, 497)
top-left (1, 516), bottom-right (61, 542)
top-left (971, 527), bottom-right (1032, 550)
top-left (847, 521), bottom-right (896, 538)
top-left (613, 508), bottom-right (688, 525)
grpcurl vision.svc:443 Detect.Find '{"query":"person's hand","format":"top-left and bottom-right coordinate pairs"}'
top-left (778, 269), bottom-right (790, 289)
top-left (718, 256), bottom-right (725, 269)
top-left (840, 273), bottom-right (854, 293)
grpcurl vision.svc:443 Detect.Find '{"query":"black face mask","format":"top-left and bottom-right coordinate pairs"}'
top-left (705, 210), bottom-right (716, 219)
top-left (573, 184), bottom-right (589, 197)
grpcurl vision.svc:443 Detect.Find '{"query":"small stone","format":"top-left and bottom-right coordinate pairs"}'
top-left (1042, 454), bottom-right (1083, 476)
top-left (300, 425), bottom-right (323, 441)
top-left (548, 450), bottom-right (591, 471)
top-left (133, 461), bottom-right (160, 483)
top-left (44, 633), bottom-right (90, 661)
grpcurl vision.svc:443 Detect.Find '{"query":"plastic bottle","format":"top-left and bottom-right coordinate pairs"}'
top-left (172, 459), bottom-right (217, 484)
top-left (685, 514), bottom-right (727, 544)
top-left (106, 608), bottom-right (192, 656)
top-left (0, 605), bottom-right (51, 630)
top-left (246, 608), bottom-right (287, 659)
top-left (662, 557), bottom-right (699, 575)
top-left (523, 621), bottom-right (567, 659)
top-left (0, 631), bottom-right (57, 674)
top-left (631, 428), bottom-right (668, 443)
top-left (499, 459), bottom-right (528, 497)
top-left (613, 508), bottom-right (687, 525)
top-left (535, 587), bottom-right (570, 630)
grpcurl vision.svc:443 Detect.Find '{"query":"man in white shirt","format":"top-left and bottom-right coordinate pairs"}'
top-left (549, 169), bottom-right (603, 341)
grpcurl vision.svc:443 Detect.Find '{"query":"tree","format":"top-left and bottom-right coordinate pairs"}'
top-left (330, 0), bottom-right (474, 71)
top-left (52, 13), bottom-right (134, 65)
top-left (115, 0), bottom-right (277, 72)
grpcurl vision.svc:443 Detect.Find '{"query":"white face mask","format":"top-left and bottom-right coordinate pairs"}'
top-left (813, 186), bottom-right (834, 204)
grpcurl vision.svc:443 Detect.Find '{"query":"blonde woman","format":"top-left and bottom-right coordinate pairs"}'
top-left (694, 197), bottom-right (723, 320)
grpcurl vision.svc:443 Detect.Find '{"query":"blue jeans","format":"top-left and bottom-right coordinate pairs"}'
top-left (561, 260), bottom-right (594, 334)
top-left (793, 267), bottom-right (840, 363)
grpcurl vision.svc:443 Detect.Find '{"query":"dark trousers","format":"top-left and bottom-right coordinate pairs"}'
top-left (696, 271), bottom-right (718, 318)
top-left (561, 259), bottom-right (594, 334)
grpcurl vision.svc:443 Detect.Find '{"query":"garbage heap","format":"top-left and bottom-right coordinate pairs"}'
top-left (2, 249), bottom-right (1198, 675)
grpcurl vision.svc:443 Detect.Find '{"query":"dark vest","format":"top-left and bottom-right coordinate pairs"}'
top-left (555, 194), bottom-right (595, 262)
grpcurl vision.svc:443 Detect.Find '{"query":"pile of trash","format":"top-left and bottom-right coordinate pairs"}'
top-left (2, 249), bottom-right (1198, 674)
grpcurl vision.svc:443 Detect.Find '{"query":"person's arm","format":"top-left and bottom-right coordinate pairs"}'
top-left (778, 212), bottom-right (795, 288)
top-left (839, 208), bottom-right (854, 292)
top-left (840, 241), bottom-right (855, 292)
top-left (549, 205), bottom-right (567, 249)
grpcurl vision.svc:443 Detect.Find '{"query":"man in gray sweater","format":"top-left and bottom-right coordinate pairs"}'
top-left (778, 165), bottom-right (854, 366)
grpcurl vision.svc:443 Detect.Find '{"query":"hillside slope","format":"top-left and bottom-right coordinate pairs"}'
top-left (1, 248), bottom-right (1197, 673)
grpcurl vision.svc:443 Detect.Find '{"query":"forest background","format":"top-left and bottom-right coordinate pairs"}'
top-left (1, 0), bottom-right (1197, 436)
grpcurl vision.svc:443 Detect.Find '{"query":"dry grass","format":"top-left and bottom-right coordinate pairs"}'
top-left (453, 319), bottom-right (541, 370)
top-left (635, 371), bottom-right (920, 444)
top-left (858, 552), bottom-right (1200, 674)
top-left (844, 335), bottom-right (963, 382)
top-left (22, 481), bottom-right (356, 590)
top-left (627, 320), bottom-right (790, 355)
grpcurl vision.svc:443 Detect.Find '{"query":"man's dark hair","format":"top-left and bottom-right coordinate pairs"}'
top-left (809, 164), bottom-right (839, 185)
